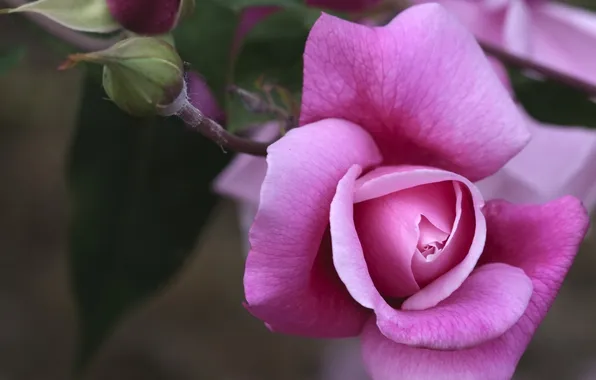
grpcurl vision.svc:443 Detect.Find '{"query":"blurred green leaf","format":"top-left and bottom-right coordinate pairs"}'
top-left (174, 0), bottom-right (239, 105)
top-left (511, 69), bottom-right (596, 127)
top-left (227, 7), bottom-right (317, 131)
top-left (0, 47), bottom-right (25, 75)
top-left (68, 73), bottom-right (230, 371)
top-left (216, 0), bottom-right (304, 11)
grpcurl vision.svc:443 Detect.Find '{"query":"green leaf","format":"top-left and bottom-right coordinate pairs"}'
top-left (0, 47), bottom-right (25, 75)
top-left (1, 0), bottom-right (120, 33)
top-left (510, 69), bottom-right (596, 127)
top-left (216, 0), bottom-right (304, 11)
top-left (68, 73), bottom-right (230, 372)
top-left (227, 7), bottom-right (317, 131)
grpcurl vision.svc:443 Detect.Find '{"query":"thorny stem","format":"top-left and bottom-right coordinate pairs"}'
top-left (177, 100), bottom-right (270, 156)
top-left (3, 0), bottom-right (118, 51)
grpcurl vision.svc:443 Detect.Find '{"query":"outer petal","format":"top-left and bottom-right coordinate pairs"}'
top-left (503, 0), bottom-right (532, 55)
top-left (476, 116), bottom-right (596, 211)
top-left (531, 2), bottom-right (596, 86)
top-left (213, 122), bottom-right (278, 205)
top-left (375, 263), bottom-right (532, 350)
top-left (415, 0), bottom-right (506, 46)
top-left (244, 119), bottom-right (382, 337)
top-left (301, 4), bottom-right (529, 181)
top-left (362, 197), bottom-right (588, 380)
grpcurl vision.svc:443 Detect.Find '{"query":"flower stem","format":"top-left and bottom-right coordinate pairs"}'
top-left (177, 100), bottom-right (270, 156)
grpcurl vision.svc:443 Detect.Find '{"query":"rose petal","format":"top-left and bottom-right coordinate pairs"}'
top-left (476, 117), bottom-right (596, 211)
top-left (301, 4), bottom-right (528, 181)
top-left (530, 2), bottom-right (596, 86)
top-left (432, 0), bottom-right (596, 86)
top-left (354, 181), bottom-right (456, 297)
top-left (416, 0), bottom-right (506, 46)
top-left (362, 197), bottom-right (588, 380)
top-left (377, 263), bottom-right (532, 350)
top-left (213, 122), bottom-right (278, 205)
top-left (411, 182), bottom-right (473, 288)
top-left (487, 57), bottom-right (513, 94)
top-left (503, 0), bottom-right (532, 55)
top-left (332, 170), bottom-right (532, 350)
top-left (244, 119), bottom-right (382, 337)
top-left (541, 2), bottom-right (596, 37)
top-left (187, 71), bottom-right (224, 122)
top-left (352, 166), bottom-right (486, 310)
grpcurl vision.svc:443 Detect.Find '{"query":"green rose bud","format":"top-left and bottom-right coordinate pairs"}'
top-left (64, 37), bottom-right (185, 117)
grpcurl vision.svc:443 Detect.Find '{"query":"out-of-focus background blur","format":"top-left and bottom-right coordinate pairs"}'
top-left (3, 1), bottom-right (596, 380)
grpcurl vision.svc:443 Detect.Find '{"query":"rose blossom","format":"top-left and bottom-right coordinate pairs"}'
top-left (414, 0), bottom-right (596, 86)
top-left (237, 4), bottom-right (589, 379)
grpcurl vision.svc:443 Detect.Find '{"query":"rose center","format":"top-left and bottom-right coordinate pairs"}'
top-left (416, 215), bottom-right (449, 260)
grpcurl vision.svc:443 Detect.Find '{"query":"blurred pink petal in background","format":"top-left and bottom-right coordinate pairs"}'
top-left (477, 59), bottom-right (596, 210)
top-left (416, 0), bottom-right (596, 85)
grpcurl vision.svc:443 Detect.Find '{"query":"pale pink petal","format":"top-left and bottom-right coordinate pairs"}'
top-left (352, 166), bottom-right (486, 311)
top-left (187, 71), bottom-right (224, 122)
top-left (332, 171), bottom-right (532, 350)
top-left (476, 116), bottom-right (596, 211)
top-left (213, 122), bottom-right (278, 205)
top-left (487, 57), bottom-right (513, 94)
top-left (529, 4), bottom-right (596, 86)
top-left (362, 197), bottom-right (588, 380)
top-left (503, 0), bottom-right (532, 55)
top-left (354, 181), bottom-right (456, 297)
top-left (301, 4), bottom-right (528, 181)
top-left (541, 2), bottom-right (596, 37)
top-left (414, 0), bottom-right (506, 46)
top-left (244, 119), bottom-right (382, 337)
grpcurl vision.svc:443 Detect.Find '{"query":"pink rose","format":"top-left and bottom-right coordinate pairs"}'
top-left (416, 0), bottom-right (596, 85)
top-left (241, 5), bottom-right (589, 379)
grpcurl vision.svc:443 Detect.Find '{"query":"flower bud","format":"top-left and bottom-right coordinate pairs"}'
top-left (106, 0), bottom-right (194, 35)
top-left (64, 37), bottom-right (184, 117)
top-left (0, 0), bottom-right (119, 33)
